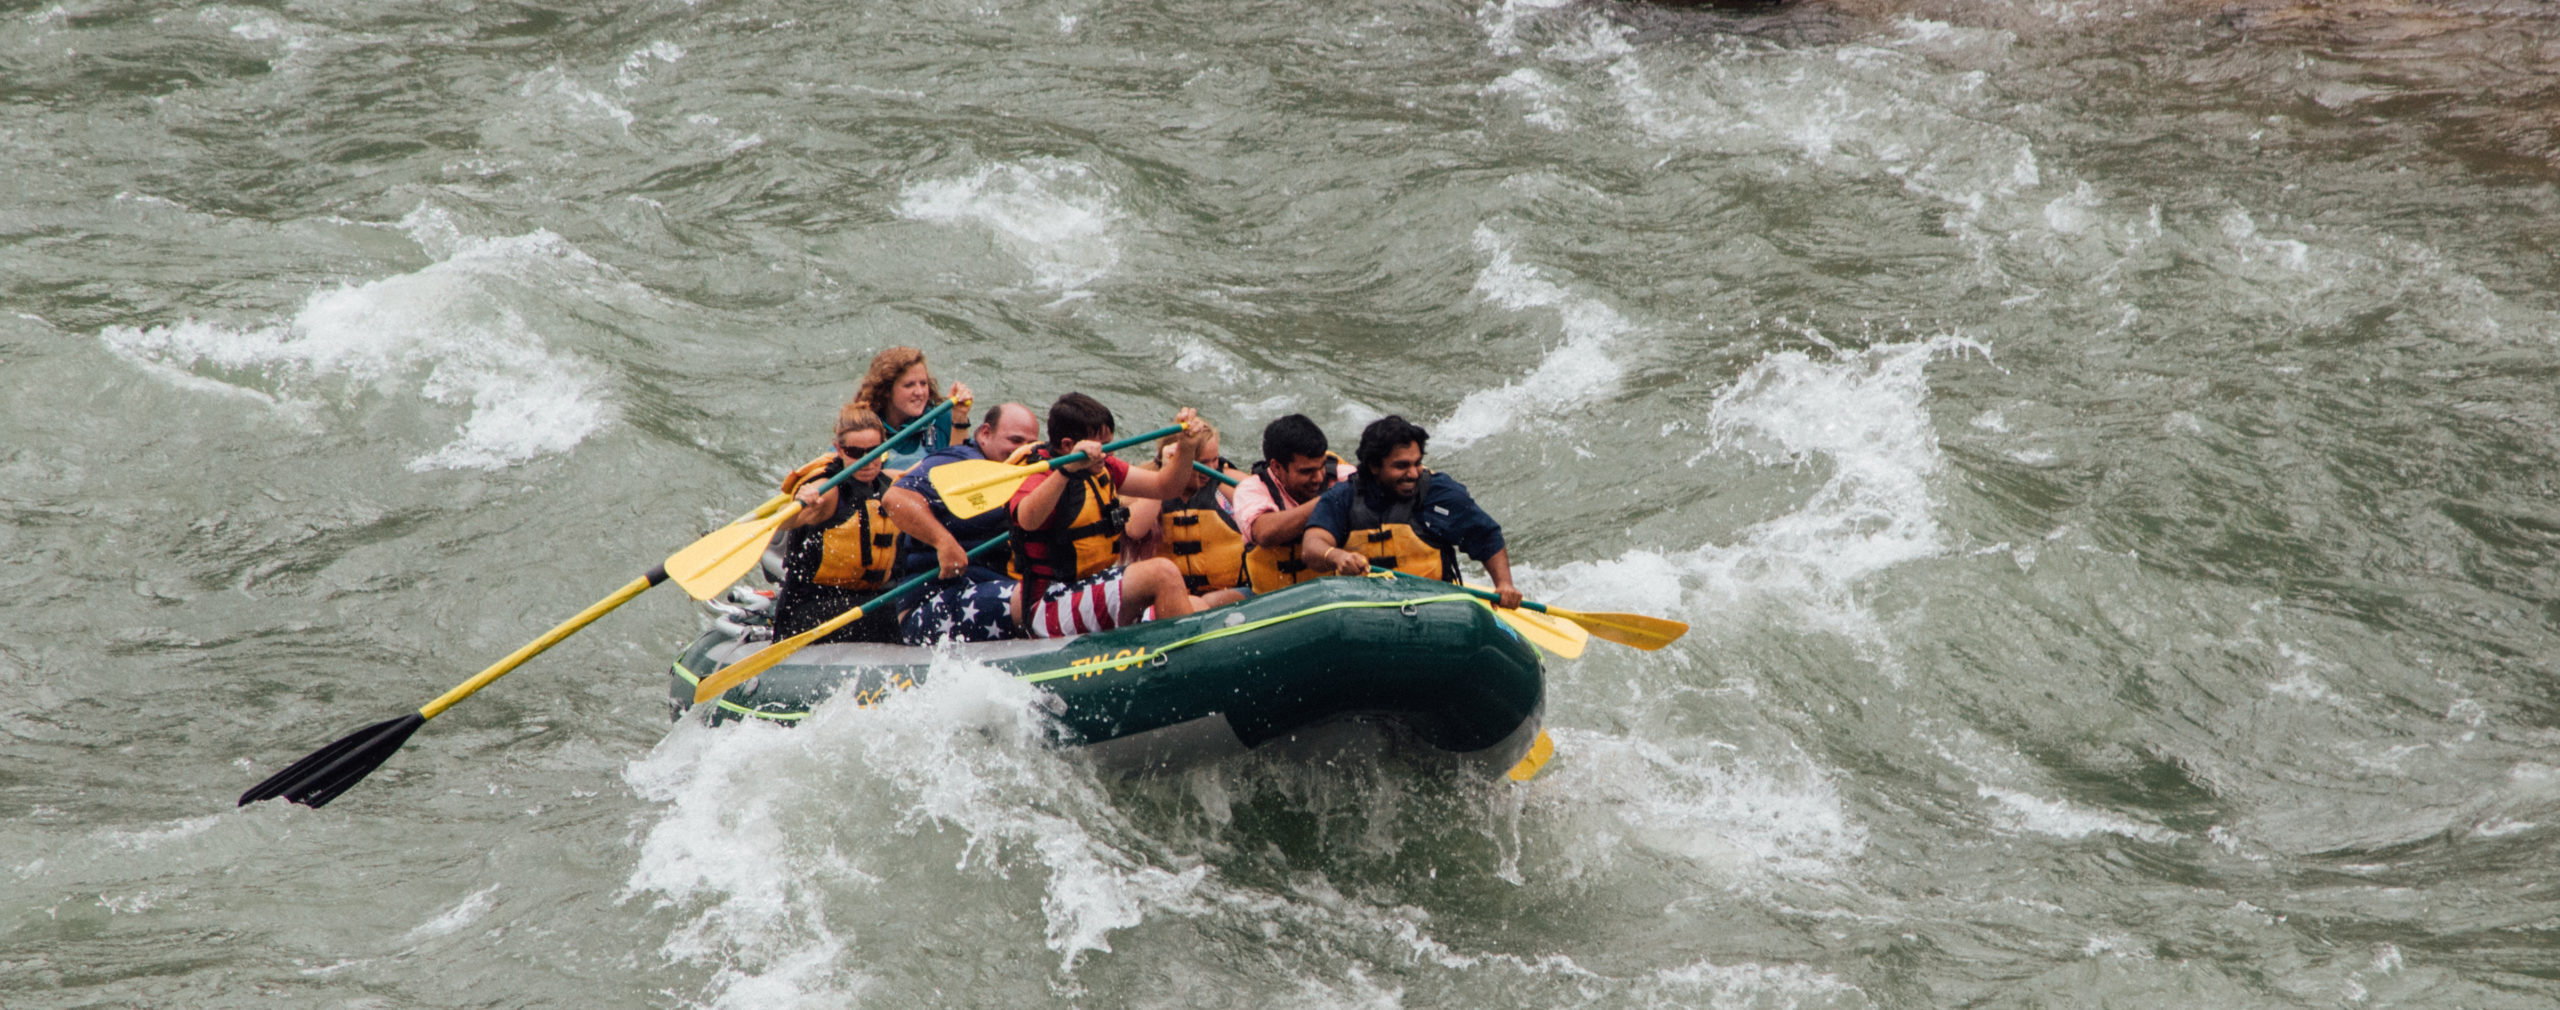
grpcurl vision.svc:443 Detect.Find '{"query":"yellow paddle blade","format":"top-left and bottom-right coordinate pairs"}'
top-left (1494, 606), bottom-right (1587, 659)
top-left (931, 457), bottom-right (1040, 519)
top-left (691, 608), bottom-right (858, 704)
top-left (1506, 730), bottom-right (1555, 782)
top-left (1551, 608), bottom-right (1688, 651)
top-left (664, 504), bottom-right (797, 600)
top-left (1458, 581), bottom-right (1588, 659)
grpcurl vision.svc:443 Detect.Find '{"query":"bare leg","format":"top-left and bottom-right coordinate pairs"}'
top-left (1117, 558), bottom-right (1196, 624)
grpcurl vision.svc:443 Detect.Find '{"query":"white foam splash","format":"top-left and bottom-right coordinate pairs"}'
top-left (617, 40), bottom-right (685, 89)
top-left (1648, 957), bottom-right (1865, 1007)
top-left (97, 815), bottom-right (223, 851)
top-left (99, 205), bottom-right (614, 471)
top-left (191, 5), bottom-right (327, 72)
top-left (1534, 729), bottom-right (1866, 881)
top-left (1438, 226), bottom-right (1633, 449)
top-left (1483, 68), bottom-right (1571, 130)
top-left (1169, 334), bottom-right (1255, 386)
top-left (624, 654), bottom-right (1211, 1001)
top-left (897, 158), bottom-right (1123, 293)
top-left (1536, 338), bottom-right (1973, 665)
top-left (1710, 338), bottom-right (1977, 645)
top-left (525, 66), bottom-right (634, 130)
top-left (401, 884), bottom-right (501, 943)
top-left (1476, 0), bottom-right (1579, 56)
top-left (1980, 785), bottom-right (2182, 844)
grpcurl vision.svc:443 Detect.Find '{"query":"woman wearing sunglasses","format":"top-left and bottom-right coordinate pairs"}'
top-left (767, 403), bottom-right (906, 644)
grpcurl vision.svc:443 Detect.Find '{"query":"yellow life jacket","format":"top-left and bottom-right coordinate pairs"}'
top-left (1340, 471), bottom-right (1457, 582)
top-left (1160, 480), bottom-right (1245, 593)
top-left (778, 453), bottom-right (835, 495)
top-left (1241, 457), bottom-right (1344, 594)
top-left (1010, 452), bottom-right (1125, 587)
top-left (810, 496), bottom-right (899, 590)
top-left (779, 456), bottom-right (900, 591)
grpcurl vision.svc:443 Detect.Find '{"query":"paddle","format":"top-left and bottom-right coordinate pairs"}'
top-left (1388, 571), bottom-right (1684, 651)
top-left (931, 424), bottom-right (1186, 519)
top-left (692, 534), bottom-right (1014, 704)
top-left (238, 569), bottom-right (664, 807)
top-left (1459, 583), bottom-right (1589, 659)
top-left (732, 453), bottom-right (832, 525)
top-left (664, 399), bottom-right (957, 600)
top-left (1516, 599), bottom-right (1685, 651)
top-left (237, 400), bottom-right (960, 809)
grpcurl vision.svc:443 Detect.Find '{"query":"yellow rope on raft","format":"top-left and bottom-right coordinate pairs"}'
top-left (678, 590), bottom-right (1503, 718)
top-left (1012, 593), bottom-right (1485, 685)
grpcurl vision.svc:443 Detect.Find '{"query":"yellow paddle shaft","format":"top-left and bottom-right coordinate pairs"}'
top-left (419, 567), bottom-right (666, 720)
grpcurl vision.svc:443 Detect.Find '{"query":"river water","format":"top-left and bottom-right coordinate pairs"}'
top-left (7, 0), bottom-right (2560, 1006)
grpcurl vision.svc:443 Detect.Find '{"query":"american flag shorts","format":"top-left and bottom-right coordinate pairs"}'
top-left (897, 575), bottom-right (1017, 645)
top-left (1024, 571), bottom-right (1128, 639)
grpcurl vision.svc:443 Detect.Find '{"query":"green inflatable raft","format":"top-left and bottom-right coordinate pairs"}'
top-left (669, 576), bottom-right (1548, 777)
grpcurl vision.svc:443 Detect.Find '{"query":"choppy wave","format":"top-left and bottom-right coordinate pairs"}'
top-left (898, 158), bottom-right (1125, 295)
top-left (98, 205), bottom-right (616, 471)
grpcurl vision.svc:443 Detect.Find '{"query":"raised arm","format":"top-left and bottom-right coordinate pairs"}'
top-left (1118, 409), bottom-right (1202, 500)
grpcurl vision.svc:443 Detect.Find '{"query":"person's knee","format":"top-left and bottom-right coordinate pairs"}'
top-left (1128, 558), bottom-right (1180, 594)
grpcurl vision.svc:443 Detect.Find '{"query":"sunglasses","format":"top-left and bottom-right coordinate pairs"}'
top-left (838, 440), bottom-right (883, 457)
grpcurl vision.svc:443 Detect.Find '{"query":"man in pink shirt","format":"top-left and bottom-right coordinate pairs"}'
top-left (1234, 414), bottom-right (1358, 593)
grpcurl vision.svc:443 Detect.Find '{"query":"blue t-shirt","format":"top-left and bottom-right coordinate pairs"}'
top-left (889, 441), bottom-right (1008, 576)
top-left (881, 411), bottom-right (957, 472)
top-left (1305, 471), bottom-right (1506, 564)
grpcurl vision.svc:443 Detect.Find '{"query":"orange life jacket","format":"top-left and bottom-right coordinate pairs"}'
top-left (1010, 451), bottom-right (1125, 587)
top-left (780, 456), bottom-right (899, 591)
top-left (1339, 471), bottom-right (1456, 582)
top-left (1159, 480), bottom-right (1244, 593)
top-left (809, 496), bottom-right (899, 590)
top-left (778, 453), bottom-right (835, 495)
top-left (1241, 457), bottom-right (1343, 594)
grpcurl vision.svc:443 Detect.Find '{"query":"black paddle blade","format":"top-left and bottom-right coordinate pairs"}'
top-left (237, 713), bottom-right (425, 808)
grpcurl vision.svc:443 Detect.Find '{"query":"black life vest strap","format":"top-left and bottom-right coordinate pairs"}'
top-left (1344, 472), bottom-right (1433, 534)
top-left (1011, 453), bottom-right (1116, 583)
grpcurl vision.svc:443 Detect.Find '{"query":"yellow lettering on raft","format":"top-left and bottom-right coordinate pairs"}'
top-left (1066, 647), bottom-right (1150, 679)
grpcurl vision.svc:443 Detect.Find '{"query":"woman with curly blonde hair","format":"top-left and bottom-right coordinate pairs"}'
top-left (854, 346), bottom-right (973, 471)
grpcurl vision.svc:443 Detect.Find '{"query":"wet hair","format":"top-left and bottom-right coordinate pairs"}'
top-left (853, 346), bottom-right (943, 422)
top-left (1260, 414), bottom-right (1329, 465)
top-left (834, 402), bottom-right (887, 438)
top-left (1047, 392), bottom-right (1116, 446)
top-left (1355, 415), bottom-right (1429, 474)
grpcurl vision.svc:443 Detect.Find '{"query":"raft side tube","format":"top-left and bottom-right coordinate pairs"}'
top-left (668, 578), bottom-right (1544, 772)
